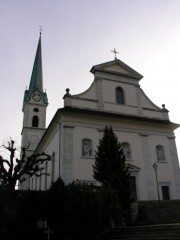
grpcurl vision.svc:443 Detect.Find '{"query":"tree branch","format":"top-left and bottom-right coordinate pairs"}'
top-left (0, 139), bottom-right (51, 190)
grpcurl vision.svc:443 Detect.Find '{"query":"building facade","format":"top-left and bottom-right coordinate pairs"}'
top-left (21, 36), bottom-right (180, 201)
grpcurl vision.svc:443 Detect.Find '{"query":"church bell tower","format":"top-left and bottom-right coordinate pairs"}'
top-left (21, 34), bottom-right (48, 159)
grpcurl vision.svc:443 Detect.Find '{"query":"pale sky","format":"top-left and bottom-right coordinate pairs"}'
top-left (0, 0), bottom-right (180, 160)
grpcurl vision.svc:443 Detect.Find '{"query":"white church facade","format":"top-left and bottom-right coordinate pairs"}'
top-left (20, 35), bottom-right (180, 201)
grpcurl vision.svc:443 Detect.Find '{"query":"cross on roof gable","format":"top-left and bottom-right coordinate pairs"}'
top-left (90, 59), bottom-right (143, 80)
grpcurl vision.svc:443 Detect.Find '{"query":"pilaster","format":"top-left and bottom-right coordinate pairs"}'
top-left (168, 137), bottom-right (180, 199)
top-left (62, 126), bottom-right (74, 184)
top-left (96, 78), bottom-right (104, 110)
top-left (140, 134), bottom-right (156, 200)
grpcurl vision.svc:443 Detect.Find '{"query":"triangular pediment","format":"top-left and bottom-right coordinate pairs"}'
top-left (103, 64), bottom-right (130, 74)
top-left (127, 163), bottom-right (140, 172)
top-left (90, 59), bottom-right (143, 80)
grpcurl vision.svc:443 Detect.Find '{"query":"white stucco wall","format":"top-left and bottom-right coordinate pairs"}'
top-left (28, 59), bottom-right (180, 201)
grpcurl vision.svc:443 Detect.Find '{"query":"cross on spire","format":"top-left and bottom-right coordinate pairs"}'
top-left (111, 48), bottom-right (119, 59)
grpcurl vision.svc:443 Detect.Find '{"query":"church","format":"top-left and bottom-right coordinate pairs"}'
top-left (20, 35), bottom-right (180, 201)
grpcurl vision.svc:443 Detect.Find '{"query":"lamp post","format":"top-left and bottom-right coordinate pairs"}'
top-left (37, 219), bottom-right (53, 240)
top-left (153, 163), bottom-right (160, 207)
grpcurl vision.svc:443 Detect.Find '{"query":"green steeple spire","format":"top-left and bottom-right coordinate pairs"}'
top-left (23, 34), bottom-right (48, 104)
top-left (29, 34), bottom-right (43, 93)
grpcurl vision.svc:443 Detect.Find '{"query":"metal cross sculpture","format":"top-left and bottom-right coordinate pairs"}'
top-left (111, 48), bottom-right (119, 59)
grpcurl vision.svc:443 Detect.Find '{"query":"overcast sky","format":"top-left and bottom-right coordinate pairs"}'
top-left (1, 0), bottom-right (180, 160)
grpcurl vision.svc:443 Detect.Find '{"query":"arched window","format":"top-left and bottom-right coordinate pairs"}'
top-left (116, 87), bottom-right (124, 104)
top-left (32, 116), bottom-right (39, 127)
top-left (82, 138), bottom-right (92, 157)
top-left (156, 145), bottom-right (165, 161)
top-left (122, 142), bottom-right (131, 160)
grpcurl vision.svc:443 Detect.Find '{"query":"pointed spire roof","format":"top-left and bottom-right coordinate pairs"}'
top-left (29, 34), bottom-right (43, 93)
top-left (23, 34), bottom-right (48, 104)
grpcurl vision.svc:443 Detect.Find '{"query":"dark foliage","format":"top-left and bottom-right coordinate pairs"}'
top-left (0, 178), bottom-right (123, 240)
top-left (47, 179), bottom-right (123, 239)
top-left (0, 190), bottom-right (47, 240)
top-left (93, 126), bottom-right (131, 209)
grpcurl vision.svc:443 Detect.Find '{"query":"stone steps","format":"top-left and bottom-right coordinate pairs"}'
top-left (98, 200), bottom-right (180, 240)
top-left (135, 200), bottom-right (180, 226)
top-left (100, 224), bottom-right (180, 240)
top-left (135, 207), bottom-right (180, 225)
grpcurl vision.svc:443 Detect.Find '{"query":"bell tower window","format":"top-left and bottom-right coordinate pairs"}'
top-left (34, 108), bottom-right (39, 112)
top-left (32, 116), bottom-right (39, 127)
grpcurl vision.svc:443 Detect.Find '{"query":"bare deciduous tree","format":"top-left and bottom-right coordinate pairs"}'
top-left (0, 139), bottom-right (51, 190)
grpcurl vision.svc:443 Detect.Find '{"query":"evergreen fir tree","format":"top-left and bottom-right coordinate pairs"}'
top-left (93, 126), bottom-right (131, 209)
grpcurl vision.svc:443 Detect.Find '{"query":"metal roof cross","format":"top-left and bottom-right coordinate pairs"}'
top-left (111, 48), bottom-right (119, 59)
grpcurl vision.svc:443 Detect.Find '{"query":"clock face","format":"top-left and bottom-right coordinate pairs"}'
top-left (32, 93), bottom-right (41, 102)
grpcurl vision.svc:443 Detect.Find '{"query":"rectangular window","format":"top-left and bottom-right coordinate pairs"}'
top-left (162, 186), bottom-right (170, 200)
top-left (39, 169), bottom-right (42, 190)
top-left (130, 176), bottom-right (137, 201)
top-left (45, 161), bottom-right (48, 190)
top-left (35, 177), bottom-right (37, 190)
top-left (31, 178), bottom-right (34, 190)
top-left (51, 152), bottom-right (55, 183)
